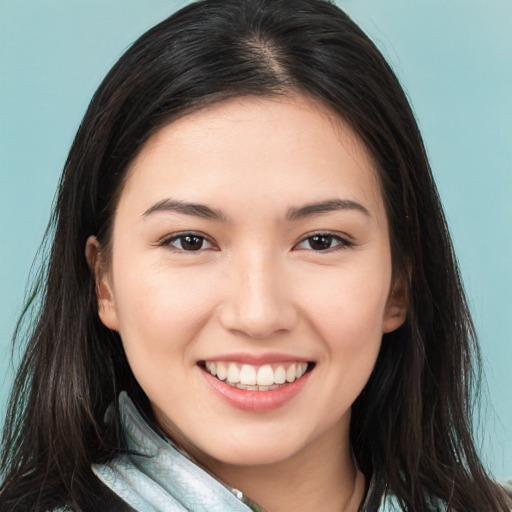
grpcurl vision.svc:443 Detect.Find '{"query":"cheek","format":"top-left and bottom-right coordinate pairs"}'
top-left (300, 263), bottom-right (391, 344)
top-left (110, 264), bottom-right (220, 415)
top-left (111, 260), bottom-right (218, 359)
top-left (300, 266), bottom-right (388, 413)
top-left (296, 260), bottom-right (390, 406)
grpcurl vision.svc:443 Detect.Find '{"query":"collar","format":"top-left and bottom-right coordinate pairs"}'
top-left (92, 392), bottom-right (257, 512)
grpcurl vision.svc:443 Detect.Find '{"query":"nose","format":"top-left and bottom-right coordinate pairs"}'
top-left (218, 250), bottom-right (298, 339)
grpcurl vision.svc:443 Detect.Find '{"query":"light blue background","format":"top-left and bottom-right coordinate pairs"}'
top-left (1, 0), bottom-right (510, 480)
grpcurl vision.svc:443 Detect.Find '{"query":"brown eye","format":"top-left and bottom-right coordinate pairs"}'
top-left (164, 233), bottom-right (213, 251)
top-left (296, 233), bottom-right (349, 251)
top-left (180, 235), bottom-right (204, 251)
top-left (308, 235), bottom-right (336, 251)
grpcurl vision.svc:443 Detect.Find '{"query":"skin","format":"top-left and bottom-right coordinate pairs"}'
top-left (87, 95), bottom-right (407, 512)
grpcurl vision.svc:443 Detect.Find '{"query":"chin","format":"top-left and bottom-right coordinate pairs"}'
top-left (194, 424), bottom-right (315, 470)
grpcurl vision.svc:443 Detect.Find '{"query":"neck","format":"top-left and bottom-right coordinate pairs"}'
top-left (200, 424), bottom-right (365, 512)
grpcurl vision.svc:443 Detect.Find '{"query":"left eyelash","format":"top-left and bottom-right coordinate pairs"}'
top-left (157, 231), bottom-right (216, 251)
top-left (295, 232), bottom-right (353, 251)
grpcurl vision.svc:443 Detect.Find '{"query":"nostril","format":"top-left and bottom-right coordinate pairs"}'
top-left (217, 304), bottom-right (298, 340)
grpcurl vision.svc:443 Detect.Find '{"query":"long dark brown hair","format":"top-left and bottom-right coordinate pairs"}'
top-left (1, 1), bottom-right (510, 510)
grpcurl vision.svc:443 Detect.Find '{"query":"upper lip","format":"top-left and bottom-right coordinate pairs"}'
top-left (200, 352), bottom-right (313, 365)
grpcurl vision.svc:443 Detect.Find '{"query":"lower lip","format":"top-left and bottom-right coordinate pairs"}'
top-left (200, 367), bottom-right (312, 413)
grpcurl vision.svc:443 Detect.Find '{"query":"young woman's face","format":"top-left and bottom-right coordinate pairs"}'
top-left (93, 95), bottom-right (405, 471)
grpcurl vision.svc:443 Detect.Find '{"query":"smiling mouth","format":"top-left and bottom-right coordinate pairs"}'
top-left (200, 361), bottom-right (315, 391)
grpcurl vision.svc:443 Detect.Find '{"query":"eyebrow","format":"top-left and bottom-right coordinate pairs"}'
top-left (286, 199), bottom-right (370, 221)
top-left (142, 197), bottom-right (370, 222)
top-left (142, 199), bottom-right (228, 221)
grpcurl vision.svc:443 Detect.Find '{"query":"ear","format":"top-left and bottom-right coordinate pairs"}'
top-left (85, 236), bottom-right (119, 331)
top-left (383, 273), bottom-right (408, 333)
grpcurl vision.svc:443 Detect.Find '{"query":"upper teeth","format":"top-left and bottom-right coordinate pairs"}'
top-left (205, 362), bottom-right (308, 387)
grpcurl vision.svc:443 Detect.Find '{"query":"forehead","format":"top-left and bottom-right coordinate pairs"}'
top-left (119, 94), bottom-right (384, 222)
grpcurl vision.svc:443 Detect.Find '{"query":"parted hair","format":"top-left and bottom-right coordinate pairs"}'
top-left (1, 1), bottom-right (510, 511)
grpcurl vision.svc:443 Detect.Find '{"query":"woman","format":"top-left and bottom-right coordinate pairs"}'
top-left (1, 0), bottom-right (510, 510)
